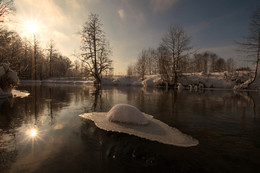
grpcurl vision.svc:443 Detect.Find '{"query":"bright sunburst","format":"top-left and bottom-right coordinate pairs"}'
top-left (26, 21), bottom-right (39, 34)
top-left (29, 128), bottom-right (38, 137)
top-left (18, 18), bottom-right (43, 38)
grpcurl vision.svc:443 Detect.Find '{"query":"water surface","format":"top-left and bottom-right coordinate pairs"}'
top-left (0, 84), bottom-right (260, 173)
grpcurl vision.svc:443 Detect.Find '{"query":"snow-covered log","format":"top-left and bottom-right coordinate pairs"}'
top-left (0, 63), bottom-right (19, 96)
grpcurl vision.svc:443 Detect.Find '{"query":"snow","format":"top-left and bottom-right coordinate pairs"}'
top-left (177, 83), bottom-right (184, 90)
top-left (0, 89), bottom-right (29, 99)
top-left (20, 79), bottom-right (94, 85)
top-left (180, 73), bottom-right (235, 89)
top-left (0, 64), bottom-right (19, 94)
top-left (12, 89), bottom-right (30, 98)
top-left (19, 71), bottom-right (260, 90)
top-left (106, 104), bottom-right (149, 125)
top-left (101, 78), bottom-right (114, 85)
top-left (142, 75), bottom-right (162, 87)
top-left (234, 75), bottom-right (260, 90)
top-left (113, 76), bottom-right (142, 86)
top-left (80, 104), bottom-right (199, 147)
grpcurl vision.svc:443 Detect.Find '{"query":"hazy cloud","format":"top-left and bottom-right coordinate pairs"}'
top-left (118, 9), bottom-right (125, 19)
top-left (150, 0), bottom-right (178, 12)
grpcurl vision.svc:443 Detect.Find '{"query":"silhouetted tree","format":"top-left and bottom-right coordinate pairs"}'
top-left (127, 64), bottom-right (134, 76)
top-left (237, 7), bottom-right (260, 87)
top-left (193, 52), bottom-right (209, 73)
top-left (158, 44), bottom-right (171, 84)
top-left (226, 58), bottom-right (234, 72)
top-left (161, 25), bottom-right (191, 85)
top-left (135, 50), bottom-right (148, 80)
top-left (46, 39), bottom-right (57, 78)
top-left (80, 13), bottom-right (112, 85)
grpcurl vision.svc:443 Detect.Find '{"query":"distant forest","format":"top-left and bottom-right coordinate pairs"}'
top-left (0, 0), bottom-right (90, 80)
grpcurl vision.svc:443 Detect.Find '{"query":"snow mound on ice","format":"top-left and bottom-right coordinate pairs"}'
top-left (80, 104), bottom-right (199, 147)
top-left (106, 104), bottom-right (149, 125)
top-left (12, 89), bottom-right (30, 98)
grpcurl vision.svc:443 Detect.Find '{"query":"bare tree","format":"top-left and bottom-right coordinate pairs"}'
top-left (216, 58), bottom-right (226, 72)
top-left (158, 44), bottom-right (171, 84)
top-left (236, 7), bottom-right (260, 88)
top-left (46, 39), bottom-right (57, 78)
top-left (146, 48), bottom-right (159, 75)
top-left (226, 58), bottom-right (234, 72)
top-left (161, 25), bottom-right (191, 85)
top-left (127, 64), bottom-right (134, 76)
top-left (80, 13), bottom-right (112, 85)
top-left (135, 50), bottom-right (149, 80)
top-left (193, 52), bottom-right (209, 73)
top-left (0, 0), bottom-right (15, 23)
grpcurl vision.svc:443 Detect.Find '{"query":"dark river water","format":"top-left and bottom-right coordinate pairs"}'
top-left (0, 84), bottom-right (260, 173)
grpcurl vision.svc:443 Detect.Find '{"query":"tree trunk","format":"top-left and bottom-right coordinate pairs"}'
top-left (249, 54), bottom-right (259, 85)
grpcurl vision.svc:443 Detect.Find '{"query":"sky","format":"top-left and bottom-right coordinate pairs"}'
top-left (7, 0), bottom-right (260, 74)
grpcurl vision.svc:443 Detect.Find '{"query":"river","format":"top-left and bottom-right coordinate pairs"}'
top-left (0, 84), bottom-right (260, 172)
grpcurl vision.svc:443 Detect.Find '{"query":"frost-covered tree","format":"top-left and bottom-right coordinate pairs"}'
top-left (0, 0), bottom-right (15, 23)
top-left (80, 13), bottom-right (112, 85)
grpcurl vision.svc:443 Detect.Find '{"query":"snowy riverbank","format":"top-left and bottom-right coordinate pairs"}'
top-left (19, 72), bottom-right (260, 90)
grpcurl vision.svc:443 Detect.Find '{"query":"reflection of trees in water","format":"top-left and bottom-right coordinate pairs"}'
top-left (231, 91), bottom-right (258, 128)
top-left (0, 99), bottom-right (25, 170)
top-left (0, 84), bottom-right (96, 128)
top-left (79, 120), bottom-right (170, 172)
top-left (0, 84), bottom-right (94, 171)
top-left (0, 122), bottom-right (18, 170)
top-left (90, 86), bottom-right (115, 112)
top-left (0, 85), bottom-right (259, 172)
top-left (79, 87), bottom-right (260, 172)
top-left (97, 87), bottom-right (259, 128)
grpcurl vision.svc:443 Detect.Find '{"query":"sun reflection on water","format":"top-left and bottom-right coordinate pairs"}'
top-left (29, 128), bottom-right (38, 137)
top-left (25, 127), bottom-right (43, 143)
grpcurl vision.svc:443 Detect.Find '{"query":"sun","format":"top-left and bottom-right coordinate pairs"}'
top-left (25, 20), bottom-right (39, 34)
top-left (29, 128), bottom-right (37, 137)
top-left (26, 21), bottom-right (38, 34)
top-left (29, 128), bottom-right (38, 137)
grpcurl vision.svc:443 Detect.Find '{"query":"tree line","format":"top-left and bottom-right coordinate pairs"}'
top-left (128, 7), bottom-right (260, 87)
top-left (0, 0), bottom-right (112, 83)
top-left (0, 27), bottom-right (84, 79)
top-left (0, 0), bottom-right (96, 80)
top-left (127, 25), bottom-right (235, 85)
top-left (128, 45), bottom-right (235, 80)
top-left (0, 0), bottom-right (88, 79)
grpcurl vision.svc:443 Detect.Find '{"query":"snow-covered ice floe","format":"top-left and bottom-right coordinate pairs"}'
top-left (0, 89), bottom-right (29, 99)
top-left (79, 104), bottom-right (199, 147)
top-left (11, 89), bottom-right (30, 98)
top-left (0, 89), bottom-right (30, 99)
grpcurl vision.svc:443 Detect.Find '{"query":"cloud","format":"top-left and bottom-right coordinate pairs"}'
top-left (118, 9), bottom-right (125, 19)
top-left (150, 0), bottom-right (178, 12)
